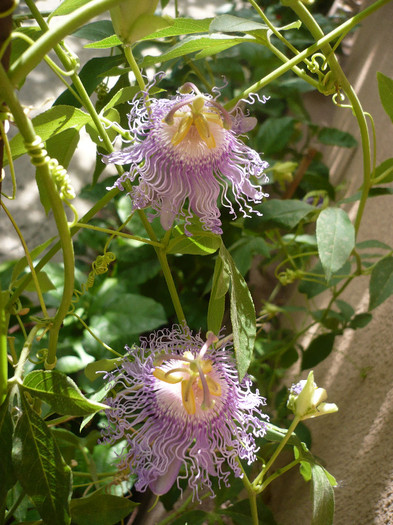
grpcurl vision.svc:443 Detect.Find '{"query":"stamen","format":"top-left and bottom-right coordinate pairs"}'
top-left (181, 377), bottom-right (196, 414)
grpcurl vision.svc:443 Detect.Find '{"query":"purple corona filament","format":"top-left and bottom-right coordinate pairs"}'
top-left (101, 325), bottom-right (268, 500)
top-left (104, 81), bottom-right (269, 235)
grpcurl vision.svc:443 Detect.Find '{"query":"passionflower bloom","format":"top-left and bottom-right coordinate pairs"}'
top-left (101, 325), bottom-right (268, 499)
top-left (104, 80), bottom-right (269, 234)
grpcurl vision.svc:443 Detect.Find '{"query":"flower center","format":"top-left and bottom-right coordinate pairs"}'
top-left (152, 332), bottom-right (221, 415)
top-left (163, 84), bottom-right (232, 150)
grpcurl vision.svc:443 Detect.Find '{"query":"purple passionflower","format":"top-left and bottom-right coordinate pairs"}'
top-left (101, 325), bottom-right (268, 500)
top-left (104, 81), bottom-right (269, 234)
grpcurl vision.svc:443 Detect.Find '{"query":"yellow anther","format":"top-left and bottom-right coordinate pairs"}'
top-left (168, 98), bottom-right (224, 149)
top-left (206, 376), bottom-right (221, 396)
top-left (182, 378), bottom-right (196, 415)
top-left (194, 114), bottom-right (216, 149)
top-left (171, 114), bottom-right (193, 146)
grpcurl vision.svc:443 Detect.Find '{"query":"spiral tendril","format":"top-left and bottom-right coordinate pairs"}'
top-left (68, 252), bottom-right (116, 314)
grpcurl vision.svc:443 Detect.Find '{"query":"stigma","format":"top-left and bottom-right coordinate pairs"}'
top-left (163, 84), bottom-right (232, 150)
top-left (152, 332), bottom-right (222, 415)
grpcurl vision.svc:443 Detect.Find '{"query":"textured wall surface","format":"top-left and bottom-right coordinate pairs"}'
top-left (269, 1), bottom-right (393, 523)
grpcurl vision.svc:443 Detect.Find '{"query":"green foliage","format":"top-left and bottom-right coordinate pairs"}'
top-left (12, 392), bottom-right (72, 525)
top-left (1, 0), bottom-right (390, 524)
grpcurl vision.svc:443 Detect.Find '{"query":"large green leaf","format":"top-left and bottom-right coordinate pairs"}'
top-left (22, 370), bottom-right (108, 416)
top-left (73, 20), bottom-right (114, 41)
top-left (142, 34), bottom-right (251, 66)
top-left (316, 208), bottom-right (355, 281)
top-left (166, 226), bottom-right (221, 255)
top-left (298, 261), bottom-right (351, 299)
top-left (377, 72), bottom-right (393, 124)
top-left (12, 391), bottom-right (72, 525)
top-left (46, 127), bottom-right (81, 167)
top-left (373, 157), bottom-right (393, 184)
top-left (301, 333), bottom-right (335, 370)
top-left (245, 199), bottom-right (315, 232)
top-left (85, 17), bottom-right (213, 48)
top-left (219, 244), bottom-right (256, 381)
top-left (318, 127), bottom-right (357, 148)
top-left (54, 56), bottom-right (124, 108)
top-left (50, 0), bottom-right (91, 17)
top-left (0, 398), bottom-right (16, 506)
top-left (210, 14), bottom-right (268, 34)
top-left (5, 106), bottom-right (90, 163)
top-left (207, 253), bottom-right (229, 335)
top-left (256, 116), bottom-right (296, 155)
top-left (70, 493), bottom-right (138, 525)
top-left (311, 464), bottom-right (335, 525)
top-left (369, 256), bottom-right (393, 310)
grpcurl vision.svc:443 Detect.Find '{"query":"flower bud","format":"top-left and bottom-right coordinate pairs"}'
top-left (110, 0), bottom-right (170, 45)
top-left (287, 371), bottom-right (338, 420)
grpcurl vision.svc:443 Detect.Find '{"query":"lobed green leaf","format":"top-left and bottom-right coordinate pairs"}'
top-left (166, 226), bottom-right (221, 256)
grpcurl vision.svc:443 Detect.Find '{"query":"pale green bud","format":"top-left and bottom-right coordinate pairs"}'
top-left (110, 0), bottom-right (171, 45)
top-left (287, 371), bottom-right (338, 420)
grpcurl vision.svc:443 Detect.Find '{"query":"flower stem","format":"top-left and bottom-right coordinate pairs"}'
top-left (252, 416), bottom-right (300, 489)
top-left (122, 47), bottom-right (187, 324)
top-left (237, 458), bottom-right (259, 525)
top-left (123, 46), bottom-right (147, 92)
top-left (137, 211), bottom-right (186, 324)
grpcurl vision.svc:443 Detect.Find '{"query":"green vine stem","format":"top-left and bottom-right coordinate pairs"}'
top-left (237, 459), bottom-right (259, 525)
top-left (227, 0), bottom-right (391, 110)
top-left (74, 222), bottom-right (164, 248)
top-left (281, 0), bottom-right (372, 235)
top-left (6, 188), bottom-right (119, 310)
top-left (1, 200), bottom-right (49, 318)
top-left (252, 416), bottom-right (301, 489)
top-left (0, 283), bottom-right (8, 406)
top-left (123, 46), bottom-right (187, 324)
top-left (7, 0), bottom-right (124, 87)
top-left (0, 62), bottom-right (74, 370)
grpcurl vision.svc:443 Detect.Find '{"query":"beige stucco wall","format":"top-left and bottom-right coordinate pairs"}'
top-left (270, 1), bottom-right (393, 523)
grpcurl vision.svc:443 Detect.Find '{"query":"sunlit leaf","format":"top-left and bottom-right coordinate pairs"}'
top-left (377, 72), bottom-right (393, 123)
top-left (219, 244), bottom-right (256, 381)
top-left (311, 464), bottom-right (335, 525)
top-left (369, 256), bottom-right (393, 310)
top-left (316, 208), bottom-right (355, 281)
top-left (23, 370), bottom-right (108, 416)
